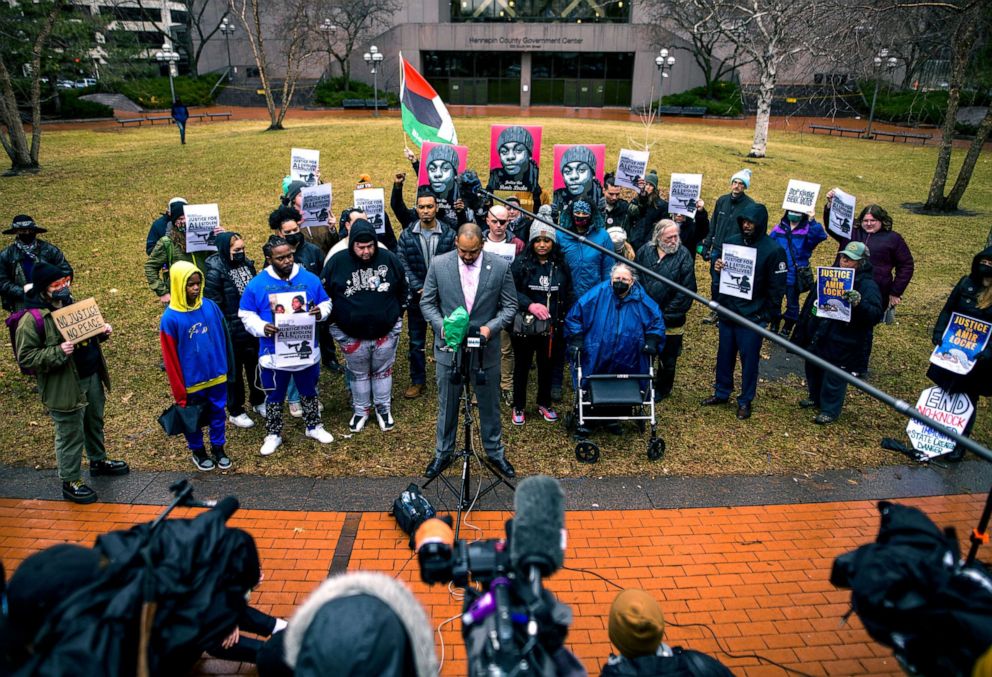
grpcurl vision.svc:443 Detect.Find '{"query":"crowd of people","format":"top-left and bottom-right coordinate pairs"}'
top-left (11, 139), bottom-right (992, 503)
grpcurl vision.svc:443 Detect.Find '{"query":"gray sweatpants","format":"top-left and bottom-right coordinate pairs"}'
top-left (330, 319), bottom-right (402, 416)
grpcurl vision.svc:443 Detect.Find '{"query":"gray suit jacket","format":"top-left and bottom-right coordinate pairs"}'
top-left (420, 250), bottom-right (518, 368)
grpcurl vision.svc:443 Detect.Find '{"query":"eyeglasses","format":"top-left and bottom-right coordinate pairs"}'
top-left (48, 276), bottom-right (71, 291)
top-left (861, 217), bottom-right (880, 224)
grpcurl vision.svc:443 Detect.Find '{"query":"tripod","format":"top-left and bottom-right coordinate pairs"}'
top-left (424, 338), bottom-right (515, 540)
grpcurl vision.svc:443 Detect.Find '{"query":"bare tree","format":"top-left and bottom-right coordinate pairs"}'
top-left (231, 0), bottom-right (318, 130)
top-left (117, 0), bottom-right (230, 77)
top-left (310, 0), bottom-right (399, 88)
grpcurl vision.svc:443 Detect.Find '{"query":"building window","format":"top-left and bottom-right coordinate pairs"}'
top-left (451, 0), bottom-right (629, 23)
top-left (531, 52), bottom-right (633, 106)
top-left (171, 10), bottom-right (189, 25)
top-left (421, 52), bottom-right (521, 105)
top-left (99, 5), bottom-right (162, 22)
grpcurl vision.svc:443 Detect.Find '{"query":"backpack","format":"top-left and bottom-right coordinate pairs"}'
top-left (390, 483), bottom-right (436, 548)
top-left (6, 308), bottom-right (45, 375)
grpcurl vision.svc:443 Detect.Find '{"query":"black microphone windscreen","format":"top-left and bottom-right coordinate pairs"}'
top-left (510, 475), bottom-right (565, 576)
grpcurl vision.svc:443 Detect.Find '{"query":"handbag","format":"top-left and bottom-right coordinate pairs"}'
top-left (512, 311), bottom-right (550, 336)
top-left (157, 402), bottom-right (206, 436)
top-left (784, 228), bottom-right (814, 293)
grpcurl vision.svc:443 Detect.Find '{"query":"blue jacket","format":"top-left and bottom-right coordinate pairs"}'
top-left (565, 281), bottom-right (665, 381)
top-left (558, 225), bottom-right (613, 299)
top-left (768, 216), bottom-right (827, 285)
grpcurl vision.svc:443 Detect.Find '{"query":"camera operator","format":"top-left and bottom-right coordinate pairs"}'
top-left (602, 589), bottom-right (732, 676)
top-left (421, 223), bottom-right (518, 480)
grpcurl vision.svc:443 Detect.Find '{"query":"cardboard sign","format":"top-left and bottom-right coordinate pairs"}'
top-left (929, 312), bottom-right (992, 375)
top-left (782, 179), bottom-right (820, 214)
top-left (553, 144), bottom-right (606, 194)
top-left (291, 148), bottom-right (320, 186)
top-left (184, 203), bottom-right (220, 253)
top-left (815, 266), bottom-right (855, 323)
top-left (614, 149), bottom-right (648, 190)
top-left (273, 312), bottom-right (316, 368)
top-left (906, 386), bottom-right (974, 458)
top-left (353, 188), bottom-right (386, 235)
top-left (299, 183), bottom-right (332, 229)
top-left (669, 173), bottom-right (703, 218)
top-left (828, 188), bottom-right (856, 238)
top-left (483, 240), bottom-right (517, 264)
top-left (51, 297), bottom-right (106, 344)
top-left (719, 244), bottom-right (756, 300)
top-left (488, 124), bottom-right (542, 192)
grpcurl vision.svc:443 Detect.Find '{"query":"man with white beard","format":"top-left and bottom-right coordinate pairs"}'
top-left (634, 220), bottom-right (697, 399)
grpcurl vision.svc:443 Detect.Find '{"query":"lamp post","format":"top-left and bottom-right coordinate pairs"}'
top-left (362, 45), bottom-right (384, 116)
top-left (865, 48), bottom-right (898, 138)
top-left (653, 48), bottom-right (676, 118)
top-left (155, 41), bottom-right (180, 104)
top-left (320, 19), bottom-right (336, 81)
top-left (219, 16), bottom-right (236, 78)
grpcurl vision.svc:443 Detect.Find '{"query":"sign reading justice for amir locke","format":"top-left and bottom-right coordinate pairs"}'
top-left (51, 297), bottom-right (107, 344)
top-left (815, 266), bottom-right (855, 323)
top-left (929, 312), bottom-right (992, 375)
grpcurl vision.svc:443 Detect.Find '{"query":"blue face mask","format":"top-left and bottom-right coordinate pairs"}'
top-left (51, 286), bottom-right (71, 302)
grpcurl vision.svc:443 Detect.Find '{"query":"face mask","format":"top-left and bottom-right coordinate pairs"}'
top-left (16, 233), bottom-right (36, 245)
top-left (51, 286), bottom-right (71, 302)
top-left (978, 264), bottom-right (992, 278)
top-left (573, 217), bottom-right (590, 229)
top-left (285, 232), bottom-right (304, 247)
top-left (787, 212), bottom-right (802, 224)
top-left (612, 280), bottom-right (630, 296)
top-left (232, 252), bottom-right (246, 266)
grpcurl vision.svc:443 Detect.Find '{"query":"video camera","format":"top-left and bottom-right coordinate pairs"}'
top-left (414, 476), bottom-right (578, 676)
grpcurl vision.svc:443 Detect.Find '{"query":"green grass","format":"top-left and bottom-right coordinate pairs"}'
top-left (1, 117), bottom-right (989, 480)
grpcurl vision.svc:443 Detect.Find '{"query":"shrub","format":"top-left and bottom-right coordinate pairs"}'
top-left (313, 77), bottom-right (398, 107)
top-left (97, 75), bottom-right (225, 108)
top-left (652, 81), bottom-right (742, 116)
top-left (856, 82), bottom-right (991, 127)
top-left (59, 91), bottom-right (113, 118)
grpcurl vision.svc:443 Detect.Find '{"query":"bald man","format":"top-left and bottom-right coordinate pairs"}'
top-left (482, 205), bottom-right (526, 401)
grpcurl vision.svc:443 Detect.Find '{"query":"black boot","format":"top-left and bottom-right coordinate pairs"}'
top-left (62, 480), bottom-right (98, 504)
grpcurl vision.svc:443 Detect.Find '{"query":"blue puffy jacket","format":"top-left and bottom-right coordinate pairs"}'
top-left (558, 225), bottom-right (613, 299)
top-left (565, 280), bottom-right (665, 383)
top-left (768, 215), bottom-right (827, 285)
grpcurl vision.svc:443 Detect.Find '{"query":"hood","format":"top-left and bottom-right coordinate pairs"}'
top-left (213, 231), bottom-right (239, 267)
top-left (737, 202), bottom-right (769, 243)
top-left (348, 219), bottom-right (379, 262)
top-left (971, 246), bottom-right (992, 282)
top-left (168, 260), bottom-right (203, 312)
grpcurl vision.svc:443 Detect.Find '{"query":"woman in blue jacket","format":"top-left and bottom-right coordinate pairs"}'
top-left (768, 210), bottom-right (827, 337)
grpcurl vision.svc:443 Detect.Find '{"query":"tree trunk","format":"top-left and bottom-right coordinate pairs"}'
top-left (749, 65), bottom-right (775, 158)
top-left (943, 103), bottom-right (992, 210)
top-left (235, 0), bottom-right (281, 130)
top-left (0, 57), bottom-right (35, 172)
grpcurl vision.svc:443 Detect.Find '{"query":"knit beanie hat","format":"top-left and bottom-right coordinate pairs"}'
top-left (167, 196), bottom-right (187, 211)
top-left (497, 126), bottom-right (534, 154)
top-left (608, 589), bottom-right (665, 659)
top-left (31, 261), bottom-right (67, 291)
top-left (529, 221), bottom-right (556, 243)
top-left (169, 201), bottom-right (186, 222)
top-left (285, 180), bottom-right (307, 202)
top-left (644, 171), bottom-right (659, 189)
top-left (561, 145), bottom-right (597, 173)
top-left (537, 204), bottom-right (556, 223)
top-left (731, 168), bottom-right (752, 189)
top-left (572, 199), bottom-right (592, 216)
top-left (427, 144), bottom-right (461, 173)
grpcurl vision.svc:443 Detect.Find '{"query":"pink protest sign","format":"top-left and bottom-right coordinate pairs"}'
top-left (418, 141), bottom-right (469, 195)
top-left (552, 144), bottom-right (605, 195)
top-left (487, 124), bottom-right (542, 193)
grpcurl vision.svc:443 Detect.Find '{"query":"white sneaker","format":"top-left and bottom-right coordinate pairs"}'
top-left (376, 410), bottom-right (395, 432)
top-left (289, 402), bottom-right (303, 418)
top-left (349, 413), bottom-right (368, 433)
top-left (306, 425), bottom-right (334, 444)
top-left (228, 413), bottom-right (255, 429)
top-left (260, 434), bottom-right (282, 456)
top-left (254, 403), bottom-right (267, 418)
top-left (273, 618), bottom-right (288, 634)
top-left (318, 401), bottom-right (324, 413)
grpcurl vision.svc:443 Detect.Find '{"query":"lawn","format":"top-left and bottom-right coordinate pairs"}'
top-left (1, 116), bottom-right (989, 479)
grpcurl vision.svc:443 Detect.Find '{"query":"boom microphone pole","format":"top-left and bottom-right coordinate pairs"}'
top-left (474, 185), bottom-right (992, 464)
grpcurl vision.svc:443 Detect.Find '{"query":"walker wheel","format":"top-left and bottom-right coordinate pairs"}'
top-left (575, 441), bottom-right (600, 464)
top-left (647, 437), bottom-right (666, 461)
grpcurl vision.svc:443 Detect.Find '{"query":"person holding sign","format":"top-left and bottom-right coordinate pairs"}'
top-left (238, 237), bottom-right (333, 457)
top-left (768, 209), bottom-right (827, 338)
top-left (626, 171), bottom-right (669, 253)
top-left (145, 202), bottom-right (214, 304)
top-left (160, 261), bottom-right (235, 471)
top-left (793, 242), bottom-right (883, 424)
top-left (281, 180), bottom-right (336, 258)
top-left (700, 169), bottom-right (755, 324)
top-left (924, 246), bottom-right (992, 460)
top-left (702, 203), bottom-right (786, 420)
top-left (603, 174), bottom-right (633, 233)
top-left (15, 262), bottom-right (127, 504)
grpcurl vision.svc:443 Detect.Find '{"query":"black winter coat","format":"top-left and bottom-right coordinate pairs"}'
top-left (510, 251), bottom-right (574, 325)
top-left (717, 202), bottom-right (788, 324)
top-left (627, 195), bottom-right (669, 252)
top-left (603, 199), bottom-right (632, 232)
top-left (794, 260), bottom-right (884, 373)
top-left (635, 242), bottom-right (697, 328)
top-left (702, 191), bottom-right (754, 258)
top-left (0, 239), bottom-right (73, 311)
top-left (204, 241), bottom-right (257, 345)
top-left (396, 222), bottom-right (456, 292)
top-left (294, 241), bottom-right (324, 279)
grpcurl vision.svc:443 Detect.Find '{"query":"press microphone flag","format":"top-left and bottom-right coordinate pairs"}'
top-left (510, 475), bottom-right (565, 576)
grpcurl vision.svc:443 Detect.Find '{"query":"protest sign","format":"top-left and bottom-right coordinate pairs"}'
top-left (552, 144), bottom-right (606, 193)
top-left (299, 183), bottom-right (332, 229)
top-left (483, 240), bottom-right (517, 264)
top-left (719, 244), bottom-right (756, 300)
top-left (488, 124), bottom-right (542, 192)
top-left (929, 312), bottom-right (992, 375)
top-left (290, 148), bottom-right (320, 186)
top-left (669, 173), bottom-right (703, 217)
top-left (614, 149), bottom-right (649, 190)
top-left (51, 297), bottom-right (106, 344)
top-left (419, 142), bottom-right (469, 213)
top-left (269, 291), bottom-right (308, 317)
top-left (828, 188), bottom-right (856, 238)
top-left (906, 386), bottom-right (974, 459)
top-left (815, 266), bottom-right (855, 323)
top-left (273, 313), bottom-right (316, 368)
top-left (782, 179), bottom-right (821, 214)
top-left (354, 188), bottom-right (386, 235)
top-left (184, 203), bottom-right (219, 253)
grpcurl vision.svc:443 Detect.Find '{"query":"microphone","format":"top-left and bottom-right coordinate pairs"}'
top-left (510, 475), bottom-right (565, 579)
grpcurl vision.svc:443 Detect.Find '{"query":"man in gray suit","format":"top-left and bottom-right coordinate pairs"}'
top-left (421, 223), bottom-right (518, 479)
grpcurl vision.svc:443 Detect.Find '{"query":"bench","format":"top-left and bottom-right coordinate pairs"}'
top-left (682, 106), bottom-right (707, 117)
top-left (206, 111), bottom-right (232, 121)
top-left (342, 99), bottom-right (366, 109)
top-left (116, 117), bottom-right (144, 127)
top-left (810, 124), bottom-right (866, 137)
top-left (145, 115), bottom-right (172, 125)
top-left (872, 130), bottom-right (931, 144)
top-left (657, 105), bottom-right (684, 116)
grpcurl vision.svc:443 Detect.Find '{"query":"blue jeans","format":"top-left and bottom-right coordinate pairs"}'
top-left (184, 382), bottom-right (227, 451)
top-left (714, 321), bottom-right (763, 406)
top-left (175, 119), bottom-right (186, 144)
top-left (407, 302), bottom-right (427, 385)
top-left (261, 363), bottom-right (320, 402)
top-left (779, 282), bottom-right (801, 323)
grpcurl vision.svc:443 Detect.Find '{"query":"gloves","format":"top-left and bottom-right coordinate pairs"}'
top-left (642, 335), bottom-right (660, 356)
top-left (567, 341), bottom-right (581, 362)
top-left (843, 289), bottom-right (862, 306)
